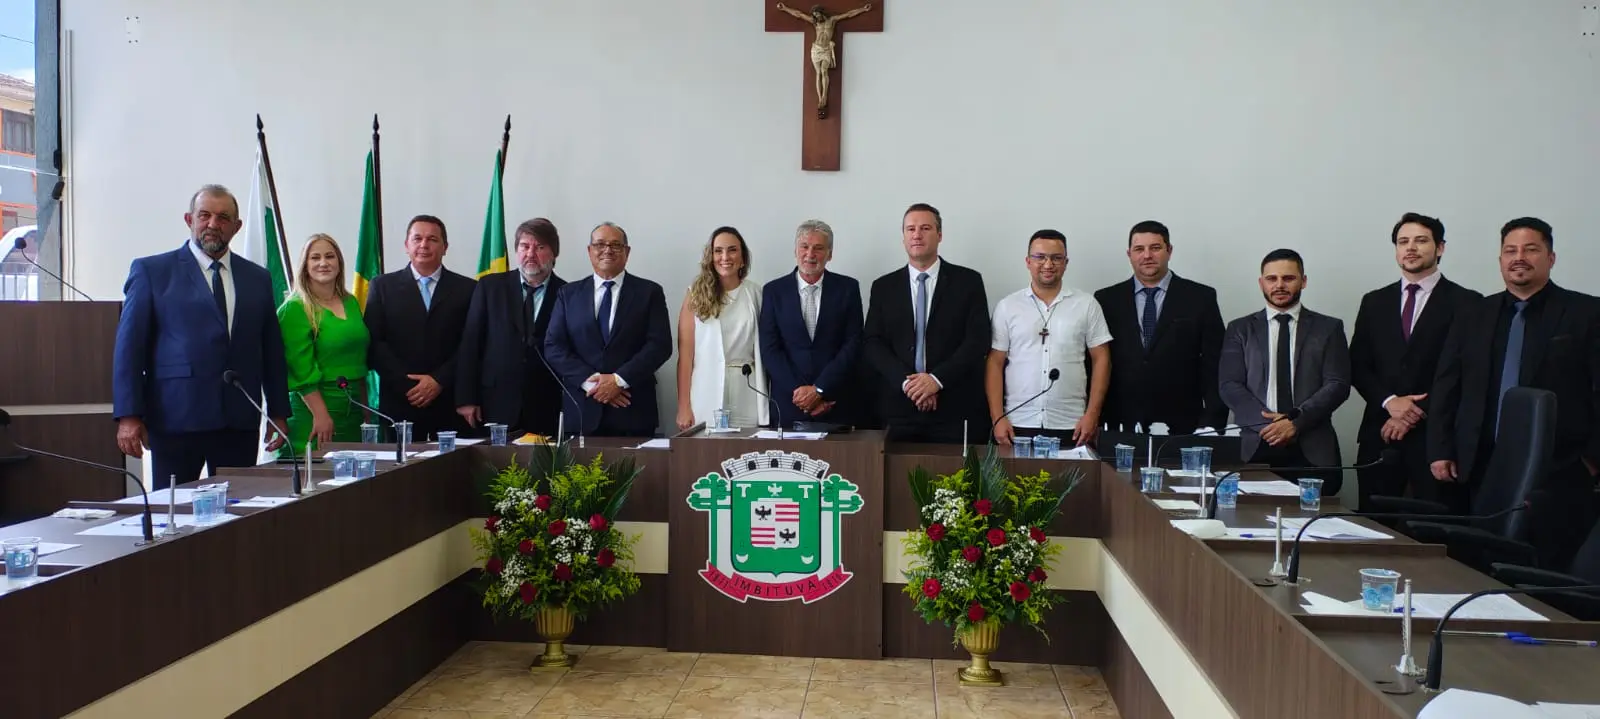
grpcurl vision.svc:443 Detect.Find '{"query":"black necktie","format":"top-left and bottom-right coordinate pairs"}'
top-left (1139, 286), bottom-right (1160, 347)
top-left (210, 260), bottom-right (228, 327)
top-left (597, 280), bottom-right (615, 344)
top-left (523, 283), bottom-right (537, 346)
top-left (1274, 313), bottom-right (1293, 413)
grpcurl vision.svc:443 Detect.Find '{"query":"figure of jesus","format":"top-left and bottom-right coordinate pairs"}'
top-left (777, 2), bottom-right (874, 118)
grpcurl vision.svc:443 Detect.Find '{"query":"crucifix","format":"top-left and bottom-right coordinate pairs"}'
top-left (766, 1), bottom-right (882, 171)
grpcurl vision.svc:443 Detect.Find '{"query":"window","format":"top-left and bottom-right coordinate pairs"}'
top-left (2, 110), bottom-right (33, 155)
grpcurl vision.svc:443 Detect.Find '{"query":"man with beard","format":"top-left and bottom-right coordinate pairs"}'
top-left (457, 218), bottom-right (568, 438)
top-left (987, 229), bottom-right (1112, 446)
top-left (1349, 213), bottom-right (1481, 510)
top-left (759, 219), bottom-right (865, 429)
top-left (112, 184), bottom-right (290, 490)
top-left (1429, 217), bottom-right (1600, 569)
top-left (1219, 249), bottom-right (1352, 494)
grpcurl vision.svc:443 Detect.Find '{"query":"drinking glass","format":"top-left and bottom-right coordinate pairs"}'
top-left (3, 536), bottom-right (40, 580)
top-left (1299, 477), bottom-right (1324, 511)
top-left (1360, 568), bottom-right (1402, 612)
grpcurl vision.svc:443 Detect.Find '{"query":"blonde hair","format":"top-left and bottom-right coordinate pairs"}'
top-left (291, 233), bottom-right (351, 332)
top-left (687, 226), bottom-right (751, 321)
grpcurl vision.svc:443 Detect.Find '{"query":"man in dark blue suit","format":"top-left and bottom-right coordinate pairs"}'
top-left (543, 222), bottom-right (673, 437)
top-left (113, 185), bottom-right (290, 490)
top-left (759, 219), bottom-right (864, 429)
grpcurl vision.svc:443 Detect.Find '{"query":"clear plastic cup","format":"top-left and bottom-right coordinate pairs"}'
top-left (3, 536), bottom-right (40, 580)
top-left (331, 451), bottom-right (356, 480)
top-left (1181, 446), bottom-right (1213, 475)
top-left (489, 423), bottom-right (509, 447)
top-left (437, 430), bottom-right (457, 453)
top-left (1215, 475), bottom-right (1239, 509)
top-left (1299, 477), bottom-right (1324, 511)
top-left (1139, 467), bottom-right (1165, 493)
top-left (355, 452), bottom-right (377, 479)
top-left (192, 487), bottom-right (224, 525)
top-left (1360, 568), bottom-right (1402, 612)
top-left (1012, 436), bottom-right (1033, 458)
top-left (1114, 443), bottom-right (1134, 472)
top-left (360, 423), bottom-right (380, 444)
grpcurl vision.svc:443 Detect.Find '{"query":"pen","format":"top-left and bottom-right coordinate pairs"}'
top-left (1443, 630), bottom-right (1598, 647)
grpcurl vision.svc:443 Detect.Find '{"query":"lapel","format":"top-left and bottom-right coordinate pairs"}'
top-left (1115, 278), bottom-right (1142, 345)
top-left (1251, 311), bottom-right (1272, 398)
top-left (401, 266), bottom-right (432, 321)
top-left (791, 271), bottom-right (814, 348)
top-left (1147, 275), bottom-right (1180, 352)
top-left (1374, 282), bottom-right (1406, 349)
top-left (501, 273), bottom-right (528, 339)
top-left (177, 244), bottom-right (229, 332)
top-left (533, 275), bottom-right (564, 338)
top-left (609, 275), bottom-right (643, 347)
top-left (1294, 308), bottom-right (1315, 398)
top-left (1521, 284), bottom-right (1564, 383)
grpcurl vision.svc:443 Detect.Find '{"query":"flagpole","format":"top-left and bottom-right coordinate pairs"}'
top-left (498, 115), bottom-right (511, 180)
top-left (255, 114), bottom-right (293, 283)
top-left (371, 114), bottom-right (384, 268)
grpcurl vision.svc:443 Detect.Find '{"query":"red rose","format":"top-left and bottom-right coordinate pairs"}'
top-left (534, 494), bottom-right (552, 511)
top-left (926, 523), bottom-right (946, 542)
top-left (596, 548), bottom-right (616, 568)
top-left (549, 519), bottom-right (567, 536)
top-left (968, 603), bottom-right (986, 622)
top-left (922, 578), bottom-right (941, 598)
top-left (962, 545), bottom-right (982, 563)
top-left (485, 556), bottom-right (503, 575)
top-left (1029, 526), bottom-right (1047, 543)
top-left (485, 516), bottom-right (500, 533)
top-left (1010, 581), bottom-right (1031, 602)
top-left (554, 563), bottom-right (573, 581)
top-left (973, 499), bottom-right (993, 516)
top-left (589, 514), bottom-right (608, 533)
top-left (519, 582), bottom-right (537, 604)
top-left (986, 528), bottom-right (1006, 547)
top-left (517, 539), bottom-right (534, 555)
top-left (1028, 567), bottom-right (1048, 583)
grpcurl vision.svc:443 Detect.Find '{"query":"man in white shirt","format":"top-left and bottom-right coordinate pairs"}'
top-left (987, 229), bottom-right (1112, 446)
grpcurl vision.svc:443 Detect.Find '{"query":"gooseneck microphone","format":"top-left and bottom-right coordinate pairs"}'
top-left (1425, 584), bottom-right (1600, 692)
top-left (532, 347), bottom-right (586, 448)
top-left (991, 368), bottom-right (1060, 442)
top-left (741, 364), bottom-right (784, 439)
top-left (12, 236), bottom-right (94, 302)
top-left (223, 370), bottom-right (301, 495)
top-left (1283, 499), bottom-right (1530, 585)
top-left (22, 445), bottom-right (159, 544)
top-left (335, 375), bottom-right (410, 459)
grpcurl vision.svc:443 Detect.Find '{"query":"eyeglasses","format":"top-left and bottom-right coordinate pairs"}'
top-left (590, 242), bottom-right (627, 252)
top-left (1027, 253), bottom-right (1067, 265)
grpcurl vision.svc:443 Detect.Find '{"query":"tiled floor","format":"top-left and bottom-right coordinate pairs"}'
top-left (372, 642), bottom-right (1121, 718)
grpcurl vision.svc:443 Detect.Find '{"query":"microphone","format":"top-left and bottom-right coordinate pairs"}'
top-left (336, 375), bottom-right (411, 459)
top-left (531, 344), bottom-right (586, 448)
top-left (1425, 584), bottom-right (1600, 692)
top-left (1151, 417), bottom-right (1281, 467)
top-left (742, 364), bottom-right (784, 438)
top-left (223, 370), bottom-right (301, 495)
top-left (13, 236), bottom-right (94, 302)
top-left (991, 368), bottom-right (1060, 442)
top-left (1283, 499), bottom-right (1530, 585)
top-left (17, 444), bottom-right (158, 544)
top-left (1203, 449), bottom-right (1396, 521)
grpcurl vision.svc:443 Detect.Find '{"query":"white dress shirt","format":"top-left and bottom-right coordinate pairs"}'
top-left (1264, 303), bottom-right (1302, 413)
top-left (585, 272), bottom-right (630, 390)
top-left (904, 259), bottom-right (944, 389)
top-left (991, 286), bottom-right (1112, 429)
top-left (410, 263), bottom-right (444, 311)
top-left (189, 240), bottom-right (235, 337)
top-left (1381, 271), bottom-right (1444, 408)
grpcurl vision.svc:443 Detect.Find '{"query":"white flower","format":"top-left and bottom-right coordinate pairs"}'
top-left (581, 536), bottom-right (595, 553)
top-left (556, 551), bottom-right (573, 565)
top-left (568, 517), bottom-right (589, 533)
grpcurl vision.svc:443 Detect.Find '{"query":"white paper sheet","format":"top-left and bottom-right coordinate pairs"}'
top-left (703, 427), bottom-right (742, 434)
top-left (1152, 499), bottom-right (1201, 511)
top-left (1269, 515), bottom-right (1393, 540)
top-left (440, 438), bottom-right (484, 446)
top-left (232, 496), bottom-right (298, 508)
top-left (76, 513), bottom-right (239, 537)
top-left (1238, 480), bottom-right (1302, 497)
top-left (318, 477), bottom-right (361, 488)
top-left (1297, 591), bottom-right (1547, 621)
top-left (320, 450), bottom-right (438, 461)
top-left (1535, 703), bottom-right (1600, 718)
top-left (1223, 528), bottom-right (1319, 542)
top-left (1171, 486), bottom-right (1215, 495)
top-left (1055, 446), bottom-right (1099, 460)
top-left (38, 542), bottom-right (79, 556)
top-left (751, 430), bottom-right (826, 440)
top-left (1419, 689), bottom-right (1549, 719)
top-left (114, 488), bottom-right (196, 505)
top-left (633, 438), bottom-right (672, 449)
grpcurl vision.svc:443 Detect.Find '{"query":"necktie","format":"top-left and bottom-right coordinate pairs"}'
top-left (522, 283), bottom-right (538, 346)
top-left (1400, 283), bottom-right (1421, 341)
top-left (1139, 286), bottom-right (1160, 348)
top-left (913, 272), bottom-right (929, 373)
top-left (419, 276), bottom-right (434, 310)
top-left (597, 280), bottom-right (615, 344)
top-left (1274, 313), bottom-right (1293, 414)
top-left (1496, 300), bottom-right (1528, 435)
top-left (803, 284), bottom-right (819, 340)
top-left (209, 260), bottom-right (228, 328)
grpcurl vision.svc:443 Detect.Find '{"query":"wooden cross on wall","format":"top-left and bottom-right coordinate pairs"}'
top-left (765, 1), bottom-right (883, 172)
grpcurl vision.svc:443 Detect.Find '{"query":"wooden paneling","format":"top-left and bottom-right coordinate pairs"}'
top-left (667, 432), bottom-right (884, 658)
top-left (1103, 621), bottom-right (1174, 719)
top-left (0, 301), bottom-right (120, 405)
top-left (0, 412), bottom-right (124, 520)
top-left (882, 587), bottom-right (1105, 666)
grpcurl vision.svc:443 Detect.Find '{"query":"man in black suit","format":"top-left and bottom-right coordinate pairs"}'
top-left (1350, 212), bottom-right (1481, 510)
top-left (364, 214), bottom-right (476, 441)
top-left (457, 218), bottom-right (569, 438)
top-left (1093, 220), bottom-right (1226, 435)
top-left (543, 222), bottom-right (673, 437)
top-left (759, 219), bottom-right (865, 428)
top-left (1429, 217), bottom-right (1600, 569)
top-left (863, 203), bottom-right (990, 443)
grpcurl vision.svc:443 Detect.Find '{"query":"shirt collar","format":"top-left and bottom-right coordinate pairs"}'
top-left (593, 271), bottom-right (626, 289)
top-left (1032, 285), bottom-right (1073, 307)
top-left (409, 264), bottom-right (443, 282)
top-left (188, 239), bottom-right (232, 270)
top-left (1265, 303), bottom-right (1303, 321)
top-left (1402, 271), bottom-right (1443, 292)
top-left (908, 258), bottom-right (942, 282)
top-left (798, 269), bottom-right (825, 289)
top-left (1134, 271), bottom-right (1173, 294)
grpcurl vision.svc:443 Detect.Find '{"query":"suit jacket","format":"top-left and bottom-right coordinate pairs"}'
top-left (112, 243), bottom-right (289, 434)
top-left (457, 271), bottom-right (568, 427)
top-left (863, 259), bottom-right (990, 429)
top-left (1093, 274), bottom-right (1227, 433)
top-left (1219, 307), bottom-right (1352, 466)
top-left (543, 272), bottom-right (673, 436)
top-left (1350, 276), bottom-right (1481, 446)
top-left (363, 265), bottom-right (477, 424)
top-left (1428, 282), bottom-right (1600, 483)
top-left (758, 269), bottom-right (865, 427)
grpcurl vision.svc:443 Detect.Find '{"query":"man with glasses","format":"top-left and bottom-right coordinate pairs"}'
top-left (543, 222), bottom-right (672, 438)
top-left (987, 229), bottom-right (1112, 446)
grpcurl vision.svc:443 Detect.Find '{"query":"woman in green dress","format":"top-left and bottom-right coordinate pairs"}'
top-left (278, 233), bottom-right (371, 452)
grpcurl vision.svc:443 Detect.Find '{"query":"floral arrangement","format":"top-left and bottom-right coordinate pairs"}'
top-left (470, 442), bottom-right (642, 622)
top-left (901, 447), bottom-right (1080, 640)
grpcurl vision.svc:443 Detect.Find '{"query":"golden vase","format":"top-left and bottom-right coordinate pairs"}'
top-left (532, 605), bottom-right (577, 669)
top-left (957, 618), bottom-right (1004, 686)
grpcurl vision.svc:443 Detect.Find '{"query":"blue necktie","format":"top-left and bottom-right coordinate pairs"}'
top-left (913, 272), bottom-right (929, 373)
top-left (597, 280), bottom-right (615, 344)
top-left (1139, 286), bottom-right (1160, 347)
top-left (209, 260), bottom-right (227, 325)
top-left (419, 276), bottom-right (433, 310)
top-left (1496, 300), bottom-right (1528, 435)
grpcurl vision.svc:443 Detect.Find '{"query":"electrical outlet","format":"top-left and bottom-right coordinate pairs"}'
top-left (125, 16), bottom-right (141, 44)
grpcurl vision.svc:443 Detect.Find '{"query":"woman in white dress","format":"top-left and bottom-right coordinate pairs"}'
top-left (676, 227), bottom-right (769, 431)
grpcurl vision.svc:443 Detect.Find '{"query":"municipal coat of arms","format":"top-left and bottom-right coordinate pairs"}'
top-left (686, 450), bottom-right (864, 603)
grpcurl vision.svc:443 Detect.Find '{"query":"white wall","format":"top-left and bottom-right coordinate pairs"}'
top-left (60, 0), bottom-right (1600, 489)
